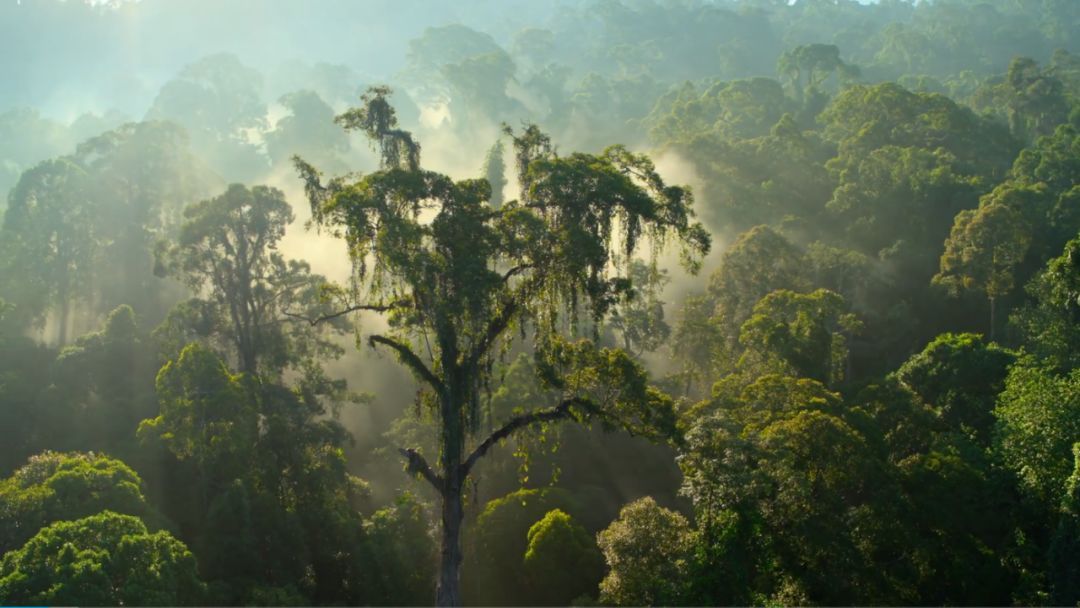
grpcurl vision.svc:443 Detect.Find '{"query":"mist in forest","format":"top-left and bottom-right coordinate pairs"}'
top-left (2, 0), bottom-right (1080, 606)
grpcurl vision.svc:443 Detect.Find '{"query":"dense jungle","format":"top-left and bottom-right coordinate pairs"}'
top-left (1, 0), bottom-right (1080, 605)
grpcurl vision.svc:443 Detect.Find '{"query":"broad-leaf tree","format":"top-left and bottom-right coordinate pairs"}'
top-left (0, 451), bottom-right (154, 554)
top-left (596, 496), bottom-right (694, 606)
top-left (154, 183), bottom-right (347, 378)
top-left (935, 201), bottom-right (1031, 338)
top-left (738, 288), bottom-right (861, 386)
top-left (294, 86), bottom-right (708, 605)
top-left (0, 511), bottom-right (205, 607)
top-left (1012, 234), bottom-right (1080, 370)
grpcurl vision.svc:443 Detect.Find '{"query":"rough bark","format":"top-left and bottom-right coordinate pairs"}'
top-left (436, 468), bottom-right (464, 606)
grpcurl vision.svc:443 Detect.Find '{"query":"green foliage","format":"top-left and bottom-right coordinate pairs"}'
top-left (140, 343), bottom-right (256, 480)
top-left (709, 225), bottom-right (809, 353)
top-left (937, 124), bottom-right (1080, 335)
top-left (821, 82), bottom-right (1017, 178)
top-left (441, 50), bottom-right (523, 125)
top-left (597, 496), bottom-right (694, 606)
top-left (670, 293), bottom-right (722, 398)
top-left (1013, 234), bottom-right (1080, 370)
top-left (1008, 124), bottom-right (1080, 261)
top-left (0, 451), bottom-right (152, 554)
top-left (0, 121), bottom-right (219, 339)
top-left (896, 332), bottom-right (1016, 442)
top-left (522, 509), bottom-right (604, 606)
top-left (679, 374), bottom-right (902, 605)
top-left (738, 288), bottom-right (861, 386)
top-left (827, 145), bottom-right (981, 258)
top-left (995, 359), bottom-right (1080, 511)
top-left (0, 331), bottom-right (54, 472)
top-left (45, 305), bottom-right (159, 454)
top-left (0, 158), bottom-right (94, 340)
top-left (970, 56), bottom-right (1071, 144)
top-left (359, 493), bottom-right (437, 606)
top-left (1049, 444), bottom-right (1080, 606)
top-left (936, 199), bottom-right (1031, 333)
top-left (893, 433), bottom-right (1019, 605)
top-left (295, 88), bottom-right (706, 602)
top-left (777, 43), bottom-right (858, 99)
top-left (0, 511), bottom-right (205, 606)
top-left (607, 260), bottom-right (671, 357)
top-left (155, 183), bottom-right (348, 378)
top-left (140, 340), bottom-right (367, 603)
top-left (646, 78), bottom-right (793, 143)
top-left (6, 2), bottom-right (1080, 605)
top-left (464, 487), bottom-right (585, 606)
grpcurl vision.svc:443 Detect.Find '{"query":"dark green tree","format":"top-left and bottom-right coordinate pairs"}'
top-left (0, 158), bottom-right (93, 343)
top-left (358, 493), bottom-right (437, 606)
top-left (608, 260), bottom-right (671, 357)
top-left (1049, 444), bottom-right (1080, 606)
top-left (895, 332), bottom-right (1016, 442)
top-left (709, 225), bottom-right (809, 355)
top-left (738, 288), bottom-right (861, 386)
top-left (154, 183), bottom-right (347, 378)
top-left (523, 509), bottom-right (605, 605)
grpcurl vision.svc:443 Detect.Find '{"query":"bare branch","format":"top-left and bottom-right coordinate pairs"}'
top-left (282, 298), bottom-right (410, 326)
top-left (461, 396), bottom-right (592, 476)
top-left (398, 447), bottom-right (444, 494)
top-left (369, 334), bottom-right (446, 396)
top-left (501, 264), bottom-right (534, 283)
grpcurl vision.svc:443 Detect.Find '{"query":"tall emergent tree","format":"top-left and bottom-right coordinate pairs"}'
top-left (294, 86), bottom-right (709, 605)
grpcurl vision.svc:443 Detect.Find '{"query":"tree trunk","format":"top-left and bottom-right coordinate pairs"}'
top-left (989, 296), bottom-right (996, 342)
top-left (58, 289), bottom-right (70, 346)
top-left (436, 472), bottom-right (464, 606)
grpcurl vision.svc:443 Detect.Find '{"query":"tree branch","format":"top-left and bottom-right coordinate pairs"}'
top-left (467, 298), bottom-right (520, 369)
top-left (501, 264), bottom-right (534, 283)
top-left (369, 334), bottom-right (446, 396)
top-left (461, 396), bottom-right (592, 477)
top-left (282, 298), bottom-right (410, 326)
top-left (397, 447), bottom-right (444, 494)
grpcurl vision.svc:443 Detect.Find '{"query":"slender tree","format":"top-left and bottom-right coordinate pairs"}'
top-left (294, 86), bottom-right (709, 605)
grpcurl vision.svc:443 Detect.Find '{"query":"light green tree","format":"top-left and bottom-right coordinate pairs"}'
top-left (0, 511), bottom-right (205, 606)
top-left (935, 201), bottom-right (1031, 338)
top-left (597, 497), bottom-right (694, 606)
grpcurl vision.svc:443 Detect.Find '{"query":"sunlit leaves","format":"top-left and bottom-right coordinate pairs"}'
top-left (0, 511), bottom-right (205, 606)
top-left (597, 496), bottom-right (694, 606)
top-left (995, 358), bottom-right (1080, 511)
top-left (0, 451), bottom-right (151, 554)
